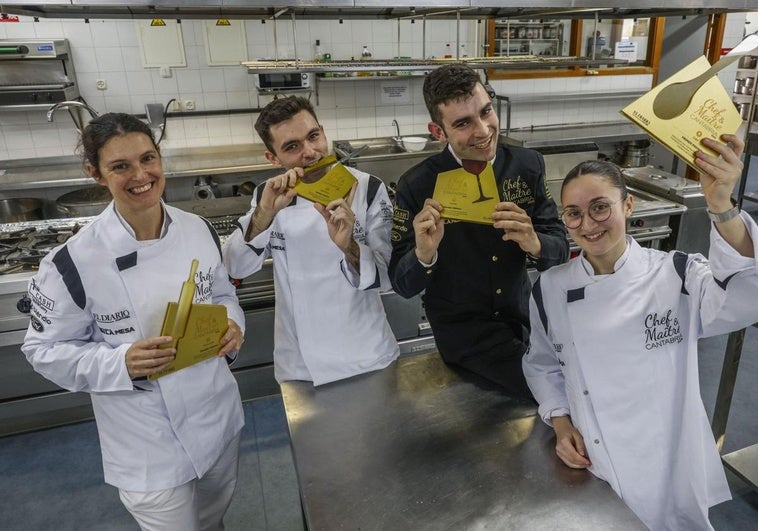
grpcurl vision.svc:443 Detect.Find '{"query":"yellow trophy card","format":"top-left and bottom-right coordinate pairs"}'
top-left (620, 55), bottom-right (742, 171)
top-left (150, 259), bottom-right (228, 380)
top-left (433, 161), bottom-right (499, 224)
top-left (294, 155), bottom-right (357, 206)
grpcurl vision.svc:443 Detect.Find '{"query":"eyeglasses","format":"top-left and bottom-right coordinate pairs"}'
top-left (561, 199), bottom-right (622, 229)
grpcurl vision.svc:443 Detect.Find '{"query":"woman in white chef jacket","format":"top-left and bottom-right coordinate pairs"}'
top-left (523, 134), bottom-right (757, 531)
top-left (22, 113), bottom-right (246, 531)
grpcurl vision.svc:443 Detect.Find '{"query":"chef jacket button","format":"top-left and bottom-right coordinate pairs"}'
top-left (594, 439), bottom-right (600, 444)
top-left (583, 390), bottom-right (589, 395)
top-left (495, 288), bottom-right (502, 294)
top-left (426, 269), bottom-right (433, 275)
top-left (492, 255), bottom-right (498, 262)
top-left (493, 311), bottom-right (500, 317)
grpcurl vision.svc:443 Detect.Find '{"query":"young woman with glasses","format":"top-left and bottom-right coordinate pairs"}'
top-left (523, 134), bottom-right (758, 530)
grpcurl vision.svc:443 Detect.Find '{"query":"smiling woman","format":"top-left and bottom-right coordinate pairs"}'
top-left (22, 113), bottom-right (248, 530)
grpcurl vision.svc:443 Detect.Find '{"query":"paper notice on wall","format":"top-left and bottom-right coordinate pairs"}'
top-left (380, 80), bottom-right (411, 105)
top-left (615, 40), bottom-right (638, 63)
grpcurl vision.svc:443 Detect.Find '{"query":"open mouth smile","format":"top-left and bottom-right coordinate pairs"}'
top-left (129, 182), bottom-right (153, 195)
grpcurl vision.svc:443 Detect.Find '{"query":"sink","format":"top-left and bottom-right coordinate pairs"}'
top-left (334, 135), bottom-right (445, 160)
top-left (333, 135), bottom-right (446, 184)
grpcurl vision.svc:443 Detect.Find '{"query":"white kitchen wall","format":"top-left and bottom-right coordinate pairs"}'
top-left (0, 14), bottom-right (685, 163)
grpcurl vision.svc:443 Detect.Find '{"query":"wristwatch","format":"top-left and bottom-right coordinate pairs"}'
top-left (707, 205), bottom-right (740, 223)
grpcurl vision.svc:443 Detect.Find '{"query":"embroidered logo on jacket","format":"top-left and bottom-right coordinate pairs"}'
top-left (93, 310), bottom-right (131, 323)
top-left (644, 309), bottom-right (684, 350)
top-left (99, 326), bottom-right (136, 336)
top-left (269, 231), bottom-right (286, 252)
top-left (502, 176), bottom-right (535, 207)
top-left (29, 278), bottom-right (54, 312)
top-left (194, 266), bottom-right (214, 303)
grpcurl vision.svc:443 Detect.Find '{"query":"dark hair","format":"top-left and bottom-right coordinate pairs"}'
top-left (255, 96), bottom-right (318, 153)
top-left (562, 160), bottom-right (628, 201)
top-left (79, 113), bottom-right (157, 171)
top-left (423, 64), bottom-right (483, 126)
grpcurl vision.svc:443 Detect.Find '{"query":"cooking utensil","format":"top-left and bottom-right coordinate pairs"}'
top-left (0, 198), bottom-right (44, 223)
top-left (56, 185), bottom-right (112, 218)
top-left (652, 34), bottom-right (758, 120)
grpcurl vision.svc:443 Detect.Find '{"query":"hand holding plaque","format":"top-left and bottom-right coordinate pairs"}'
top-left (432, 160), bottom-right (499, 224)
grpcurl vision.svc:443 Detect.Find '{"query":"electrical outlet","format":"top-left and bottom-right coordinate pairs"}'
top-left (95, 79), bottom-right (107, 90)
top-left (159, 66), bottom-right (172, 78)
top-left (172, 100), bottom-right (182, 111)
top-left (184, 99), bottom-right (196, 111)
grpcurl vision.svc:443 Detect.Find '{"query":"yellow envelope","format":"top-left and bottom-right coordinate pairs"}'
top-left (150, 260), bottom-right (228, 381)
top-left (620, 56), bottom-right (742, 171)
top-left (294, 160), bottom-right (357, 206)
top-left (433, 163), bottom-right (499, 224)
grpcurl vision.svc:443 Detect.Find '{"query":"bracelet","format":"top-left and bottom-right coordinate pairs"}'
top-left (707, 205), bottom-right (740, 223)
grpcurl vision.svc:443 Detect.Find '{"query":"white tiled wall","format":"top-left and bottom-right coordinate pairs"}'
top-left (0, 15), bottom-right (657, 162)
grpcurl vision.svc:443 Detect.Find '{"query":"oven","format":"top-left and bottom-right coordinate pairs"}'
top-left (0, 39), bottom-right (79, 110)
top-left (253, 71), bottom-right (312, 92)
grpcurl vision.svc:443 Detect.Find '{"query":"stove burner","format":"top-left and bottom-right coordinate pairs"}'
top-left (0, 223), bottom-right (79, 275)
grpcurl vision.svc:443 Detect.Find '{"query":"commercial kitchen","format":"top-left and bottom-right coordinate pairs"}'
top-left (1, 1), bottom-right (758, 529)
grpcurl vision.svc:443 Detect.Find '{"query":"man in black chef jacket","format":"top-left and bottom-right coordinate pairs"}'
top-left (389, 64), bottom-right (568, 397)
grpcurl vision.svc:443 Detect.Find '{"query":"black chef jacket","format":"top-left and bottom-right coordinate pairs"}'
top-left (389, 144), bottom-right (568, 392)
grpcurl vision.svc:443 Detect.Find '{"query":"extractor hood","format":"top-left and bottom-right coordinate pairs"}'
top-left (0, 1), bottom-right (754, 21)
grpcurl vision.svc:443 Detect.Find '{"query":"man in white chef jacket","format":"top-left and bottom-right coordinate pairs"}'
top-left (223, 96), bottom-right (399, 385)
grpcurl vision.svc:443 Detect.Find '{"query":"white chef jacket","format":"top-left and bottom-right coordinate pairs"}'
top-left (22, 203), bottom-right (245, 492)
top-left (524, 213), bottom-right (758, 531)
top-left (223, 167), bottom-right (399, 386)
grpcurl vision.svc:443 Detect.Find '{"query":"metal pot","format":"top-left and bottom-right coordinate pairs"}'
top-left (0, 198), bottom-right (45, 223)
top-left (738, 55), bottom-right (757, 69)
top-left (615, 140), bottom-right (651, 168)
top-left (56, 185), bottom-right (112, 218)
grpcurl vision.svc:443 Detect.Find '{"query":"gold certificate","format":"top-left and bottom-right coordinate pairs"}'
top-left (620, 56), bottom-right (742, 171)
top-left (433, 162), bottom-right (499, 224)
top-left (294, 161), bottom-right (357, 206)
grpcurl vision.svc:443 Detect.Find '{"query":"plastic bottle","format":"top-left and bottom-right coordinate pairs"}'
top-left (314, 39), bottom-right (322, 61)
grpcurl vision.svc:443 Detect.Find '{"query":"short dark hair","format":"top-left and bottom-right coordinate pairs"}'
top-left (562, 160), bottom-right (628, 200)
top-left (255, 96), bottom-right (318, 153)
top-left (423, 64), bottom-right (483, 126)
top-left (79, 113), bottom-right (156, 171)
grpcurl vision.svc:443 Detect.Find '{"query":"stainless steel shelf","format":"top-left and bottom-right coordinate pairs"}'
top-left (243, 56), bottom-right (631, 75)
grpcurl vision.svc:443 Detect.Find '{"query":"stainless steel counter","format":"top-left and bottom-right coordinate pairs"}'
top-left (0, 144), bottom-right (272, 191)
top-left (502, 121), bottom-right (649, 148)
top-left (281, 352), bottom-right (645, 530)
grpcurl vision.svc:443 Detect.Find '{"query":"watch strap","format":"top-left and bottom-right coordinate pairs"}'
top-left (707, 205), bottom-right (740, 223)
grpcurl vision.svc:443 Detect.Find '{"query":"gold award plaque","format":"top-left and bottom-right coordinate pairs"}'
top-left (294, 160), bottom-right (357, 206)
top-left (433, 162), bottom-right (499, 224)
top-left (150, 259), bottom-right (228, 380)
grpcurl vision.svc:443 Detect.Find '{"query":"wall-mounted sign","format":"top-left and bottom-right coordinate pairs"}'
top-left (0, 14), bottom-right (20, 22)
top-left (380, 80), bottom-right (411, 105)
top-left (150, 19), bottom-right (166, 27)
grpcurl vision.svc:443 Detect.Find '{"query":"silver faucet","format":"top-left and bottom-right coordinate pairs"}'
top-left (392, 119), bottom-right (401, 144)
top-left (47, 100), bottom-right (100, 134)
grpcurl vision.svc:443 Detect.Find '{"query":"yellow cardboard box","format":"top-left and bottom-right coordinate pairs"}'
top-left (621, 56), bottom-right (742, 171)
